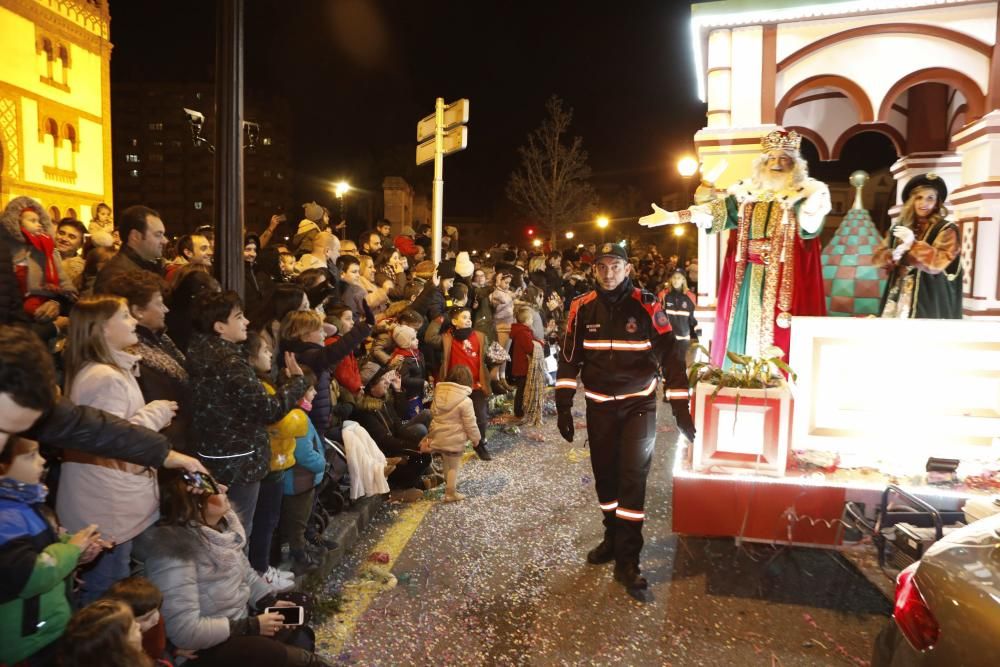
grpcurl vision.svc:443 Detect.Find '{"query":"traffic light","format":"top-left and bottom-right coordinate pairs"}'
top-left (526, 227), bottom-right (535, 236)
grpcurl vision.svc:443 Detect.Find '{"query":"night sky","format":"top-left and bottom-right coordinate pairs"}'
top-left (109, 0), bottom-right (707, 223)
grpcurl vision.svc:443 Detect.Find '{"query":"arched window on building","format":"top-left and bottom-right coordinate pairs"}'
top-left (63, 124), bottom-right (77, 172)
top-left (48, 205), bottom-right (60, 221)
top-left (57, 45), bottom-right (70, 86)
top-left (44, 118), bottom-right (59, 167)
top-left (66, 207), bottom-right (78, 220)
top-left (39, 38), bottom-right (54, 81)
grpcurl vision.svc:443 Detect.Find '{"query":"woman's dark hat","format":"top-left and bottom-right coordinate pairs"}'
top-left (902, 173), bottom-right (947, 204)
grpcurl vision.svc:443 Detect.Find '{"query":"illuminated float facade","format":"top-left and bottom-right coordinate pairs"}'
top-left (675, 0), bottom-right (1000, 546)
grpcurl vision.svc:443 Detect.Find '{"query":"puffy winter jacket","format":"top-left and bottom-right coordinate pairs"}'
top-left (262, 381), bottom-right (301, 471)
top-left (186, 333), bottom-right (308, 485)
top-left (426, 382), bottom-right (480, 454)
top-left (284, 416), bottom-right (326, 496)
top-left (134, 511), bottom-right (273, 651)
top-left (280, 321), bottom-right (371, 435)
top-left (0, 480), bottom-right (80, 664)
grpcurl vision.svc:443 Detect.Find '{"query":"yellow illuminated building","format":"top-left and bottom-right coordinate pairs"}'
top-left (0, 0), bottom-right (112, 222)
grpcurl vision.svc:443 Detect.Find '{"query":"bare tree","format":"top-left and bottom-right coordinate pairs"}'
top-left (507, 95), bottom-right (597, 245)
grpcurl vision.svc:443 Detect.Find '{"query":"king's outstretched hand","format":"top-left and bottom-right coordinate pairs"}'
top-left (638, 203), bottom-right (678, 228)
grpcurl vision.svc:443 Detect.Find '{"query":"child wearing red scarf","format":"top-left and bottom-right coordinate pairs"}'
top-left (324, 304), bottom-right (362, 395)
top-left (0, 197), bottom-right (75, 317)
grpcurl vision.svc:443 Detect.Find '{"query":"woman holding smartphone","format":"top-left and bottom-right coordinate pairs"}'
top-left (136, 471), bottom-right (332, 666)
top-left (60, 295), bottom-right (178, 602)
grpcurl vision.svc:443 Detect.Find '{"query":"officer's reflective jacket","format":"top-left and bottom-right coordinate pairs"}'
top-left (555, 280), bottom-right (673, 408)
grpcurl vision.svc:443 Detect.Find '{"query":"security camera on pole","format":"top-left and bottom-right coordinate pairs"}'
top-left (416, 97), bottom-right (469, 264)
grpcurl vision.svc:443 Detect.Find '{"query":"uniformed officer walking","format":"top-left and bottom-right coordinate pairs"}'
top-left (556, 243), bottom-right (673, 601)
top-left (658, 269), bottom-right (701, 443)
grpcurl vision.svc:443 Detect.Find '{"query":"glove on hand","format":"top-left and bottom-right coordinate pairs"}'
top-left (557, 407), bottom-right (574, 443)
top-left (892, 225), bottom-right (915, 247)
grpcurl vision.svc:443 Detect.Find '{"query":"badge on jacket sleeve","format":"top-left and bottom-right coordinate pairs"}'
top-left (625, 317), bottom-right (638, 333)
top-left (653, 310), bottom-right (670, 330)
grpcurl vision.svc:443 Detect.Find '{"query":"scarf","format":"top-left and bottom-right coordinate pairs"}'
top-left (130, 327), bottom-right (188, 384)
top-left (452, 326), bottom-right (474, 341)
top-left (390, 347), bottom-right (420, 363)
top-left (196, 511), bottom-right (248, 574)
top-left (0, 477), bottom-right (48, 505)
top-left (20, 226), bottom-right (60, 289)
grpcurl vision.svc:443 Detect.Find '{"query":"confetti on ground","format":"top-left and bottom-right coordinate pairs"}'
top-left (312, 388), bottom-right (891, 666)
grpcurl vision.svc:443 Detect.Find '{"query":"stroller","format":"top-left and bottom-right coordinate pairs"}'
top-left (304, 436), bottom-right (350, 543)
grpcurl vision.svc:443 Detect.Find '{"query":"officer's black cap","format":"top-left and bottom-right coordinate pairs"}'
top-left (594, 242), bottom-right (628, 262)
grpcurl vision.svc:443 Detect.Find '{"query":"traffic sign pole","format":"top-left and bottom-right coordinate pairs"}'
top-left (416, 97), bottom-right (468, 265)
top-left (433, 97), bottom-right (444, 265)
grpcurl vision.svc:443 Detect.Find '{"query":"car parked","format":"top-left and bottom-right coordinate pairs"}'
top-left (872, 513), bottom-right (1000, 666)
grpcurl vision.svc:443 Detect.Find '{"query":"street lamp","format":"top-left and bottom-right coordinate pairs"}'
top-left (532, 238), bottom-right (542, 248)
top-left (332, 181), bottom-right (351, 239)
top-left (596, 215), bottom-right (609, 243)
top-left (565, 230), bottom-right (574, 240)
top-left (673, 224), bottom-right (685, 258)
top-left (677, 156), bottom-right (699, 203)
top-left (677, 157), bottom-right (698, 178)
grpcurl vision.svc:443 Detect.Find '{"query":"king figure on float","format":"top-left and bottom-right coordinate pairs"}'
top-left (640, 129), bottom-right (830, 367)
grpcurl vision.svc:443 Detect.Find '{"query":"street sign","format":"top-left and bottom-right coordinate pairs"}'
top-left (416, 125), bottom-right (468, 166)
top-left (416, 98), bottom-right (470, 142)
top-left (416, 97), bottom-right (470, 264)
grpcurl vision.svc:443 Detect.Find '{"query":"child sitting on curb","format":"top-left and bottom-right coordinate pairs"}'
top-left (424, 365), bottom-right (481, 502)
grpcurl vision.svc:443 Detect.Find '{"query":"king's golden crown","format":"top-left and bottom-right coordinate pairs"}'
top-left (762, 129), bottom-right (801, 154)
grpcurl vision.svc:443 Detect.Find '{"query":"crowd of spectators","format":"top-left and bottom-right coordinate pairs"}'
top-left (0, 195), bottom-right (694, 666)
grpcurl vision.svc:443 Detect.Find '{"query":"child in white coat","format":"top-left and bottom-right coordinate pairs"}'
top-left (426, 365), bottom-right (481, 502)
top-left (61, 295), bottom-right (177, 602)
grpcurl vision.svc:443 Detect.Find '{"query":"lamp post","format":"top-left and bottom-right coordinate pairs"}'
top-left (673, 224), bottom-right (685, 259)
top-left (333, 181), bottom-right (350, 239)
top-left (677, 156), bottom-right (699, 203)
top-left (596, 215), bottom-right (609, 243)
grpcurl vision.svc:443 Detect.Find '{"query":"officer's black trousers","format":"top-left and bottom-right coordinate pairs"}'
top-left (585, 398), bottom-right (656, 568)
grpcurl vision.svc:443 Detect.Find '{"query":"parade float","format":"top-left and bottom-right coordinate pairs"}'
top-left (665, 0), bottom-right (1000, 548)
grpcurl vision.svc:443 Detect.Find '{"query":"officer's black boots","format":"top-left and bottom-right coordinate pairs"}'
top-left (614, 562), bottom-right (650, 601)
top-left (586, 539), bottom-right (615, 564)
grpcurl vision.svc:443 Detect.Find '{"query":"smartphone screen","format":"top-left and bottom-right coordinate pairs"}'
top-left (182, 471), bottom-right (219, 495)
top-left (265, 606), bottom-right (304, 626)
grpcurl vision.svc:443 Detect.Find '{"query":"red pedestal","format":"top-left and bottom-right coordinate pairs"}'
top-left (672, 470), bottom-right (847, 545)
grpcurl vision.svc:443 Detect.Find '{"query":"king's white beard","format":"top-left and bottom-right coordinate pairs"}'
top-left (755, 169), bottom-right (794, 192)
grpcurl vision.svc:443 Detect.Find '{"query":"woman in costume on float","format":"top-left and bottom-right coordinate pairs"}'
top-left (873, 173), bottom-right (963, 319)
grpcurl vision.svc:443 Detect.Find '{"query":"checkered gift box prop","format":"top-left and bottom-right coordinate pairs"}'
top-left (821, 207), bottom-right (887, 316)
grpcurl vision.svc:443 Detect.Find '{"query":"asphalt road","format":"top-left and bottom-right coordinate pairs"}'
top-left (315, 396), bottom-right (892, 666)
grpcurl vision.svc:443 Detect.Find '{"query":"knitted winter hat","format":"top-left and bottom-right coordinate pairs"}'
top-left (437, 259), bottom-right (457, 280)
top-left (392, 324), bottom-right (418, 349)
top-left (302, 201), bottom-right (324, 223)
top-left (400, 225), bottom-right (415, 237)
top-left (454, 251), bottom-right (474, 278)
top-left (360, 360), bottom-right (390, 391)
